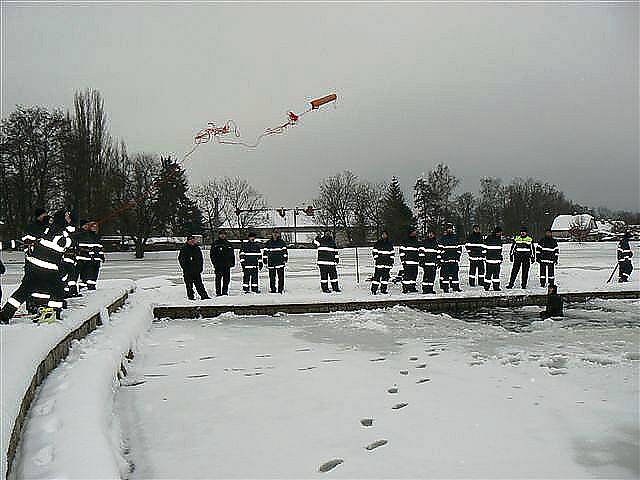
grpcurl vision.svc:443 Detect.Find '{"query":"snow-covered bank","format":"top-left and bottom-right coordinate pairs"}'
top-left (118, 303), bottom-right (640, 478)
top-left (7, 281), bottom-right (171, 479)
top-left (1, 279), bottom-right (134, 478)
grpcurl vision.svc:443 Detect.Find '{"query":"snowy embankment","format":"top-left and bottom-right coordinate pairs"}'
top-left (0, 279), bottom-right (134, 479)
top-left (7, 279), bottom-right (168, 479)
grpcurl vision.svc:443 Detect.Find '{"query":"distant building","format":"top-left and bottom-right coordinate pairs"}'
top-left (551, 214), bottom-right (625, 241)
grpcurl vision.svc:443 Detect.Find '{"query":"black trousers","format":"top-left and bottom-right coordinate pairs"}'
top-left (371, 266), bottom-right (391, 294)
top-left (440, 262), bottom-right (460, 292)
top-left (539, 262), bottom-right (555, 287)
top-left (485, 262), bottom-right (501, 290)
top-left (243, 267), bottom-right (259, 292)
top-left (1, 265), bottom-right (65, 320)
top-left (319, 265), bottom-right (339, 292)
top-left (62, 261), bottom-right (79, 297)
top-left (469, 260), bottom-right (485, 287)
top-left (215, 268), bottom-right (231, 295)
top-left (402, 264), bottom-right (418, 293)
top-left (268, 266), bottom-right (285, 293)
top-left (184, 272), bottom-right (208, 299)
top-left (619, 260), bottom-right (633, 282)
top-left (509, 257), bottom-right (531, 288)
top-left (421, 265), bottom-right (437, 293)
top-left (79, 260), bottom-right (100, 290)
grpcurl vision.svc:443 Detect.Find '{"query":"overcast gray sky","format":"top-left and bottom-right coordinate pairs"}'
top-left (2, 2), bottom-right (638, 210)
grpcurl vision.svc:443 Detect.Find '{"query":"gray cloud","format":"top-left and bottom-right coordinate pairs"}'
top-left (2, 3), bottom-right (638, 210)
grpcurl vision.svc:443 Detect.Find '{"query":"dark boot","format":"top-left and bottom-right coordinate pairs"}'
top-left (506, 284), bottom-right (514, 289)
top-left (469, 278), bottom-right (476, 287)
top-left (371, 283), bottom-right (378, 295)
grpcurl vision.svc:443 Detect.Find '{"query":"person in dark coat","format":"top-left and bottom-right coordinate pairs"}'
top-left (540, 284), bottom-right (564, 319)
top-left (263, 229), bottom-right (288, 293)
top-left (371, 230), bottom-right (394, 294)
top-left (507, 226), bottom-right (535, 289)
top-left (240, 231), bottom-right (263, 293)
top-left (314, 230), bottom-right (340, 293)
top-left (210, 229), bottom-right (235, 296)
top-left (484, 227), bottom-right (504, 291)
top-left (76, 221), bottom-right (105, 291)
top-left (178, 236), bottom-right (210, 300)
top-left (0, 257), bottom-right (5, 305)
top-left (465, 225), bottom-right (486, 287)
top-left (399, 228), bottom-right (420, 293)
top-left (617, 231), bottom-right (634, 282)
top-left (536, 229), bottom-right (559, 287)
top-left (21, 208), bottom-right (49, 256)
top-left (439, 224), bottom-right (462, 293)
top-left (420, 230), bottom-right (440, 294)
top-left (1, 211), bottom-right (71, 324)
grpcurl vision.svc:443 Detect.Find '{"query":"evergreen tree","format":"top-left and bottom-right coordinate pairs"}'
top-left (382, 177), bottom-right (414, 242)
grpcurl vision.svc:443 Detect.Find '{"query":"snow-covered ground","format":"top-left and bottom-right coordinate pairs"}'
top-left (3, 242), bottom-right (639, 479)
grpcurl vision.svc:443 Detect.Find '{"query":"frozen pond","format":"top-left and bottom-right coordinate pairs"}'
top-left (118, 301), bottom-right (640, 479)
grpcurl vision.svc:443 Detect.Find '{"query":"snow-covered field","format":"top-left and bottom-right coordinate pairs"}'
top-left (2, 242), bottom-right (639, 479)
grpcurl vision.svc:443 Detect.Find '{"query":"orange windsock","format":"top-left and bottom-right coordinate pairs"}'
top-left (310, 93), bottom-right (337, 110)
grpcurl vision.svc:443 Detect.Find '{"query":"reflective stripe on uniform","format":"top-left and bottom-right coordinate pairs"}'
top-left (27, 256), bottom-right (58, 270)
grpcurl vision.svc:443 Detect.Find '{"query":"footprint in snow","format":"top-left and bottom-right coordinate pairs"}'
top-left (144, 374), bottom-right (168, 378)
top-left (298, 366), bottom-right (316, 371)
top-left (409, 356), bottom-right (418, 361)
top-left (416, 363), bottom-right (427, 369)
top-left (387, 386), bottom-right (399, 394)
top-left (158, 362), bottom-right (179, 366)
top-left (199, 355), bottom-right (215, 360)
top-left (256, 354), bottom-right (271, 358)
top-left (370, 357), bottom-right (386, 362)
top-left (187, 374), bottom-right (209, 378)
top-left (121, 378), bottom-right (146, 387)
top-left (244, 372), bottom-right (264, 377)
top-left (318, 459), bottom-right (344, 473)
top-left (296, 347), bottom-right (311, 352)
top-left (427, 352), bottom-right (440, 357)
top-left (365, 440), bottom-right (388, 451)
top-left (360, 418), bottom-right (374, 427)
top-left (321, 359), bottom-right (342, 363)
top-left (416, 378), bottom-right (431, 384)
top-left (399, 370), bottom-right (409, 375)
top-left (392, 402), bottom-right (409, 410)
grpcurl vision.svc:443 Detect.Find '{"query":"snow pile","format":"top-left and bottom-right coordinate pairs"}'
top-left (9, 286), bottom-right (161, 479)
top-left (0, 279), bottom-right (134, 479)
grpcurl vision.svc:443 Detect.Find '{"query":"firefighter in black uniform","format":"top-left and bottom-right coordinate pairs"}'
top-left (484, 227), bottom-right (504, 291)
top-left (371, 230), bottom-right (394, 295)
top-left (536, 229), bottom-right (559, 287)
top-left (617, 231), bottom-right (634, 282)
top-left (263, 229), bottom-right (288, 293)
top-left (0, 257), bottom-right (5, 305)
top-left (507, 226), bottom-right (535, 289)
top-left (76, 221), bottom-right (105, 290)
top-left (465, 225), bottom-right (486, 287)
top-left (210, 229), bottom-right (235, 296)
top-left (420, 229), bottom-right (440, 294)
top-left (22, 208), bottom-right (50, 313)
top-left (399, 228), bottom-right (420, 293)
top-left (1, 211), bottom-right (71, 324)
top-left (178, 236), bottom-right (210, 300)
top-left (62, 210), bottom-right (81, 298)
top-left (314, 230), bottom-right (340, 293)
top-left (240, 231), bottom-right (262, 293)
top-left (439, 224), bottom-right (462, 293)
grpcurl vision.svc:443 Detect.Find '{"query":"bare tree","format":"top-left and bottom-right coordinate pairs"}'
top-left (219, 177), bottom-right (267, 231)
top-left (314, 170), bottom-right (359, 242)
top-left (191, 180), bottom-right (223, 237)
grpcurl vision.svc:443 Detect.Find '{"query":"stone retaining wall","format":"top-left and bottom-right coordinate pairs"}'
top-left (153, 290), bottom-right (640, 319)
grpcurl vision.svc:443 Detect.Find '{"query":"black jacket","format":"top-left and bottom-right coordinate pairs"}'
top-left (0, 259), bottom-right (5, 275)
top-left (617, 238), bottom-right (633, 262)
top-left (536, 237), bottom-right (559, 264)
top-left (26, 225), bottom-right (71, 273)
top-left (372, 239), bottom-right (394, 267)
top-left (420, 237), bottom-right (441, 267)
top-left (210, 238), bottom-right (235, 269)
top-left (484, 234), bottom-right (504, 264)
top-left (240, 240), bottom-right (263, 269)
top-left (399, 236), bottom-right (421, 266)
top-left (439, 233), bottom-right (462, 263)
top-left (22, 219), bottom-right (49, 254)
top-left (76, 230), bottom-right (105, 262)
top-left (178, 243), bottom-right (204, 275)
top-left (465, 232), bottom-right (486, 261)
top-left (263, 238), bottom-right (288, 268)
top-left (545, 293), bottom-right (564, 317)
top-left (314, 235), bottom-right (339, 266)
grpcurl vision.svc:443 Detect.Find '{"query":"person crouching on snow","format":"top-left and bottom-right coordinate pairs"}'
top-left (540, 284), bottom-right (564, 319)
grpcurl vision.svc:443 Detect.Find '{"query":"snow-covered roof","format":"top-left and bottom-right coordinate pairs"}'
top-left (551, 214), bottom-right (596, 232)
top-left (219, 209), bottom-right (323, 229)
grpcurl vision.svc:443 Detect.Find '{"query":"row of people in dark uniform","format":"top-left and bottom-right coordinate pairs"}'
top-left (0, 208), bottom-right (104, 324)
top-left (177, 224), bottom-right (635, 300)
